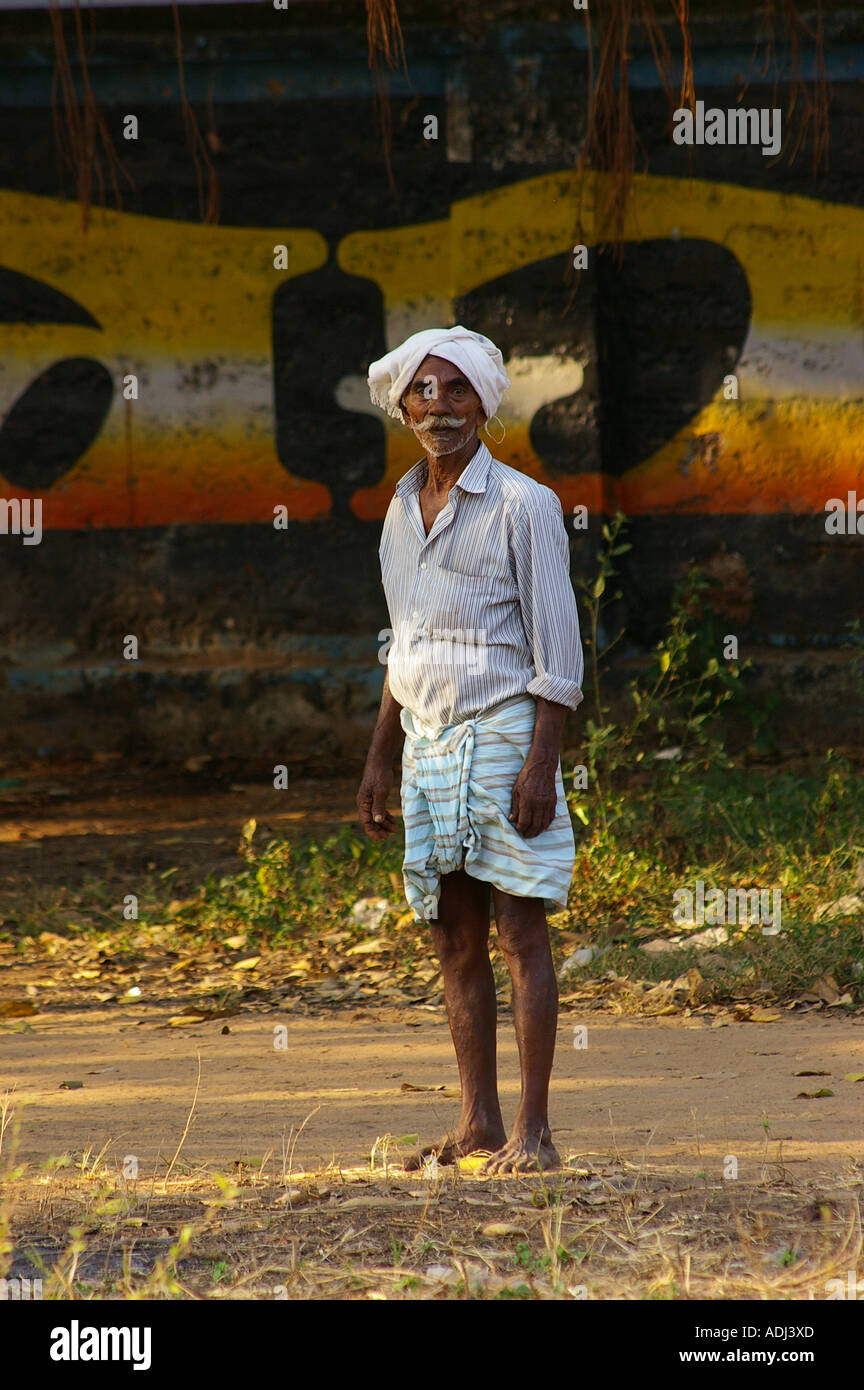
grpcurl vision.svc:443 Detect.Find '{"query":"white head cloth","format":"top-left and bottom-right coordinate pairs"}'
top-left (367, 325), bottom-right (510, 421)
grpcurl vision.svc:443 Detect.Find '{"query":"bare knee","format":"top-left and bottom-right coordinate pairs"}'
top-left (430, 920), bottom-right (489, 973)
top-left (495, 907), bottom-right (552, 969)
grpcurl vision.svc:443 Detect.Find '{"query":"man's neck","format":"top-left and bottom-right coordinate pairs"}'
top-left (422, 434), bottom-right (482, 494)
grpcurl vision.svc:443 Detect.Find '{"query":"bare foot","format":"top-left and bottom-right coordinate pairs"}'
top-left (404, 1126), bottom-right (506, 1172)
top-left (482, 1128), bottom-right (560, 1175)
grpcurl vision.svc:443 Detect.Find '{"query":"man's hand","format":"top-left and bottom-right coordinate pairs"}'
top-left (508, 696), bottom-right (569, 838)
top-left (357, 672), bottom-right (403, 840)
top-left (357, 755), bottom-right (398, 840)
top-left (508, 757), bottom-right (558, 839)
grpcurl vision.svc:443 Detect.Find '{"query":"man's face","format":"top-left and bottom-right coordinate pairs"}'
top-left (400, 355), bottom-right (485, 457)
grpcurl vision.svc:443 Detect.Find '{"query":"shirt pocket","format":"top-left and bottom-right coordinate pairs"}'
top-left (431, 565), bottom-right (518, 633)
top-left (436, 522), bottom-right (511, 580)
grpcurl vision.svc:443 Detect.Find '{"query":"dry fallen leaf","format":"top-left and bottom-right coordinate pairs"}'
top-left (458, 1153), bottom-right (496, 1173)
top-left (842, 1073), bottom-right (864, 1083)
top-left (345, 938), bottom-right (390, 957)
top-left (795, 1088), bottom-right (835, 1099)
top-left (481, 1221), bottom-right (525, 1236)
top-left (37, 932), bottom-right (67, 954)
top-left (808, 974), bottom-right (841, 1005)
top-left (0, 1000), bottom-right (38, 1017)
top-left (338, 1196), bottom-right (421, 1210)
top-left (182, 1006), bottom-right (239, 1022)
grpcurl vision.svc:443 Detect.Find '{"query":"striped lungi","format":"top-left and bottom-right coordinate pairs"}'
top-left (399, 693), bottom-right (576, 922)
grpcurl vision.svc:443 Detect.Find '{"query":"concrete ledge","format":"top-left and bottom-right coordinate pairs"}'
top-left (3, 644), bottom-right (860, 760)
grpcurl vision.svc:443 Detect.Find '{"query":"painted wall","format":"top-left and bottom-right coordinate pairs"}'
top-left (0, 5), bottom-right (862, 758)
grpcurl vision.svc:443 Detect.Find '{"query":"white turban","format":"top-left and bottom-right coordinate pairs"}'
top-left (367, 325), bottom-right (510, 421)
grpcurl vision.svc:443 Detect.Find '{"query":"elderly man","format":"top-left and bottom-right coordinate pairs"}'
top-left (356, 325), bottom-right (584, 1174)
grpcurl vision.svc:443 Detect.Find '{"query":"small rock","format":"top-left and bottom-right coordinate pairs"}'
top-left (559, 946), bottom-right (601, 974)
top-left (682, 925), bottom-right (729, 948)
top-left (640, 937), bottom-right (681, 955)
top-left (814, 895), bottom-right (864, 922)
top-left (349, 898), bottom-right (391, 931)
top-left (277, 1187), bottom-right (308, 1205)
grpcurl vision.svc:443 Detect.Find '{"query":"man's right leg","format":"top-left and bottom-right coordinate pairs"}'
top-left (405, 867), bottom-right (506, 1168)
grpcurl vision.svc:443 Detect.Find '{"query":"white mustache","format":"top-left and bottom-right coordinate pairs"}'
top-left (413, 415), bottom-right (465, 432)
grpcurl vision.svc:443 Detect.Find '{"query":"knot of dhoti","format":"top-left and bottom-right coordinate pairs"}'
top-left (399, 694), bottom-right (576, 924)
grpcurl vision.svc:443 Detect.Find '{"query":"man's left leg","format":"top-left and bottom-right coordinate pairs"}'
top-left (483, 887), bottom-right (561, 1174)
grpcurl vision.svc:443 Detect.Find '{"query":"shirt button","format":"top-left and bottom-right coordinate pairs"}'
top-left (420, 561), bottom-right (427, 569)
top-left (412, 609), bottom-right (419, 618)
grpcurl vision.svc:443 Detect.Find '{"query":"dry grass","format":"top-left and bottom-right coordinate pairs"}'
top-left (2, 1094), bottom-right (861, 1301)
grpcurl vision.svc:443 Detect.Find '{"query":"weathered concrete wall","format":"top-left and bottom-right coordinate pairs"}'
top-left (0, 2), bottom-right (862, 761)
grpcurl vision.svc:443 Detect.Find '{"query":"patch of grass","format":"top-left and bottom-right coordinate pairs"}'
top-left (562, 750), bottom-right (864, 1004)
top-left (6, 749), bottom-right (857, 1014)
top-left (3, 1134), bottom-right (864, 1302)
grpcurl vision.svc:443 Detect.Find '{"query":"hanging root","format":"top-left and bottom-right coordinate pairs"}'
top-left (574, 0), bottom-right (829, 256)
top-left (49, 0), bottom-right (136, 234)
top-left (365, 0), bottom-right (408, 198)
top-left (171, 2), bottom-right (220, 224)
top-left (48, 0), bottom-right (222, 231)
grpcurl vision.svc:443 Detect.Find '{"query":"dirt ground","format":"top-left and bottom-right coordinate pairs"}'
top-left (2, 758), bottom-right (863, 1299)
top-left (3, 1004), bottom-right (863, 1301)
top-left (4, 1005), bottom-right (864, 1180)
top-left (0, 755), bottom-right (363, 910)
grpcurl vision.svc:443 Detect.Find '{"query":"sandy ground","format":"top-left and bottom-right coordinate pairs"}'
top-left (2, 762), bottom-right (862, 1299)
top-left (5, 1005), bottom-right (863, 1183)
top-left (1, 757), bottom-right (862, 1184)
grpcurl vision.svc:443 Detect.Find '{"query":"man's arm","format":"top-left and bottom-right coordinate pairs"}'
top-left (507, 493), bottom-right (583, 837)
top-left (356, 671), bottom-right (403, 840)
top-left (511, 493), bottom-right (584, 711)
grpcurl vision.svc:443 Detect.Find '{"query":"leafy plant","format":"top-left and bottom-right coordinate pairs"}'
top-left (573, 512), bottom-right (745, 830)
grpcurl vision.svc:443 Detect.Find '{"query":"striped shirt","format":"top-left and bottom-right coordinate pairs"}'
top-left (379, 440), bottom-right (584, 728)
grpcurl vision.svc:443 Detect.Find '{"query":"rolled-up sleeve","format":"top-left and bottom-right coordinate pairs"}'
top-left (510, 493), bottom-right (584, 709)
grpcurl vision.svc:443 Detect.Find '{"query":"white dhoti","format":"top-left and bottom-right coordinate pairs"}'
top-left (399, 694), bottom-right (576, 922)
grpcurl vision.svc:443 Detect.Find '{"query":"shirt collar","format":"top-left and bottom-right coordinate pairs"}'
top-left (395, 439), bottom-right (492, 498)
